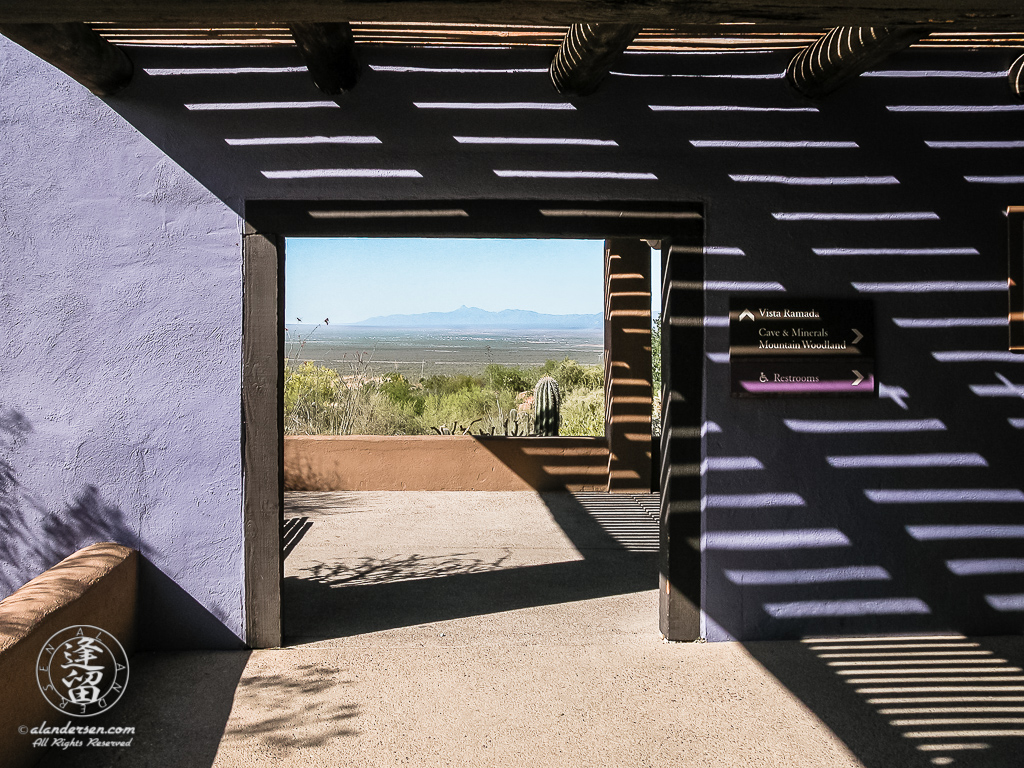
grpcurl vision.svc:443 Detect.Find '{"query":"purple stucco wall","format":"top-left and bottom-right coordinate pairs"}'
top-left (0, 38), bottom-right (245, 647)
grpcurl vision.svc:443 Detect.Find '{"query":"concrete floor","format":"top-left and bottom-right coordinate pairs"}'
top-left (36, 492), bottom-right (1024, 768)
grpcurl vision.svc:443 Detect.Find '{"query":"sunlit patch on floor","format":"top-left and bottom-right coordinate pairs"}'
top-left (803, 635), bottom-right (1024, 765)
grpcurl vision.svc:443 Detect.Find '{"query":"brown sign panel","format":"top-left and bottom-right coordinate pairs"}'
top-left (729, 298), bottom-right (876, 398)
top-left (731, 360), bottom-right (876, 397)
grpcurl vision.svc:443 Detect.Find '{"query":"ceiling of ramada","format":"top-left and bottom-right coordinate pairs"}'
top-left (1, 4), bottom-right (1022, 101)
top-left (84, 23), bottom-right (1024, 50)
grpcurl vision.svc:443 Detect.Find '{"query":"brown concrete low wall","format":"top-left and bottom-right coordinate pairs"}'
top-left (285, 435), bottom-right (610, 491)
top-left (0, 543), bottom-right (137, 768)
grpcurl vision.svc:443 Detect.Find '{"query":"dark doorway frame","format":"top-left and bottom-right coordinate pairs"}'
top-left (241, 199), bottom-right (705, 648)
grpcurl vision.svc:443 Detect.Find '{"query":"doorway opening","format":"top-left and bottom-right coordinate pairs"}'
top-left (241, 200), bottom-right (704, 648)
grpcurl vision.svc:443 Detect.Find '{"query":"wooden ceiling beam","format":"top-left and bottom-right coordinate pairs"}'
top-left (787, 26), bottom-right (927, 98)
top-left (289, 22), bottom-right (360, 94)
top-left (0, 22), bottom-right (132, 95)
top-left (0, 1), bottom-right (1023, 28)
top-left (550, 23), bottom-right (641, 95)
top-left (1011, 53), bottom-right (1024, 99)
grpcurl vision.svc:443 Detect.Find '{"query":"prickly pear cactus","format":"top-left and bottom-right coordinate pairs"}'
top-left (533, 377), bottom-right (561, 436)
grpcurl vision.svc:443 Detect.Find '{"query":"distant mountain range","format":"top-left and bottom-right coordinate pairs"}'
top-left (353, 305), bottom-right (602, 330)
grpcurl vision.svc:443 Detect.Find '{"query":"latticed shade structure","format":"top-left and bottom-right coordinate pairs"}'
top-left (87, 23), bottom-right (1024, 49)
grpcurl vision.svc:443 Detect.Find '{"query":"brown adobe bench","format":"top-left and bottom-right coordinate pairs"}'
top-left (0, 543), bottom-right (137, 768)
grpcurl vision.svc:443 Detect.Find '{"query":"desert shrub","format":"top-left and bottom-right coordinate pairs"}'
top-left (554, 358), bottom-right (586, 391)
top-left (448, 385), bottom-right (493, 419)
top-left (559, 388), bottom-right (605, 437)
top-left (421, 373), bottom-right (484, 395)
top-left (536, 359), bottom-right (558, 382)
top-left (651, 314), bottom-right (662, 436)
top-left (485, 364), bottom-right (531, 394)
top-left (284, 358), bottom-right (606, 437)
top-left (378, 373), bottom-right (426, 415)
top-left (562, 358), bottom-right (603, 391)
top-left (285, 361), bottom-right (335, 411)
top-left (536, 357), bottom-right (603, 393)
top-left (420, 385), bottom-right (492, 429)
top-left (356, 389), bottom-right (429, 435)
top-left (651, 313), bottom-right (662, 397)
top-left (285, 362), bottom-right (428, 435)
top-left (284, 361), bottom-right (351, 435)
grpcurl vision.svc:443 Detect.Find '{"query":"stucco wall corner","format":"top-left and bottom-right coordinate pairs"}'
top-left (0, 37), bottom-right (246, 648)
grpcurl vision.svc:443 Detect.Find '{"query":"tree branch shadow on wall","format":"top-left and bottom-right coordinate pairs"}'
top-left (0, 408), bottom-right (32, 586)
top-left (0, 407), bottom-right (244, 649)
top-left (0, 408), bottom-right (140, 596)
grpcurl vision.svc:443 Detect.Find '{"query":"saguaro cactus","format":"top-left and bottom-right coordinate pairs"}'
top-left (533, 377), bottom-right (561, 436)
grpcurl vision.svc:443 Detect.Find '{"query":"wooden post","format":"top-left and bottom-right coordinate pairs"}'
top-left (549, 23), bottom-right (642, 96)
top-left (659, 238), bottom-right (703, 641)
top-left (1009, 207), bottom-right (1024, 351)
top-left (0, 22), bottom-right (133, 96)
top-left (604, 239), bottom-right (652, 494)
top-left (242, 227), bottom-right (284, 649)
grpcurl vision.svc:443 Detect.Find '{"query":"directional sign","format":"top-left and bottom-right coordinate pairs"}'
top-left (730, 298), bottom-right (876, 398)
top-left (729, 298), bottom-right (874, 359)
top-left (732, 361), bottom-right (877, 397)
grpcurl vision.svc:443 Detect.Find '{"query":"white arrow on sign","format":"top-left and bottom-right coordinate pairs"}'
top-left (851, 328), bottom-right (863, 345)
top-left (739, 309), bottom-right (755, 322)
top-left (852, 370), bottom-right (864, 386)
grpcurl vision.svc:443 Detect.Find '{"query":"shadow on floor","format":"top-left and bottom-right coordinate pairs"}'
top-left (285, 552), bottom-right (657, 640)
top-left (282, 492), bottom-right (658, 642)
top-left (282, 516), bottom-right (313, 560)
top-left (34, 651), bottom-right (250, 768)
top-left (32, 650), bottom-right (362, 767)
top-left (744, 634), bottom-right (1024, 768)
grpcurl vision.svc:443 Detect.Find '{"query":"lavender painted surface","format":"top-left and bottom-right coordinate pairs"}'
top-left (2, 37), bottom-right (1022, 645)
top-left (0, 39), bottom-right (244, 647)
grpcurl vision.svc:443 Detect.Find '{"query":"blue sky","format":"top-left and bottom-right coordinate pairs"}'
top-left (286, 238), bottom-right (661, 325)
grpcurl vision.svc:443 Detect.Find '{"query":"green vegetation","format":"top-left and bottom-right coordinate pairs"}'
top-left (560, 388), bottom-right (605, 436)
top-left (285, 318), bottom-right (664, 437)
top-left (285, 357), bottom-right (606, 437)
top-left (651, 313), bottom-right (662, 397)
top-left (651, 313), bottom-right (662, 436)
